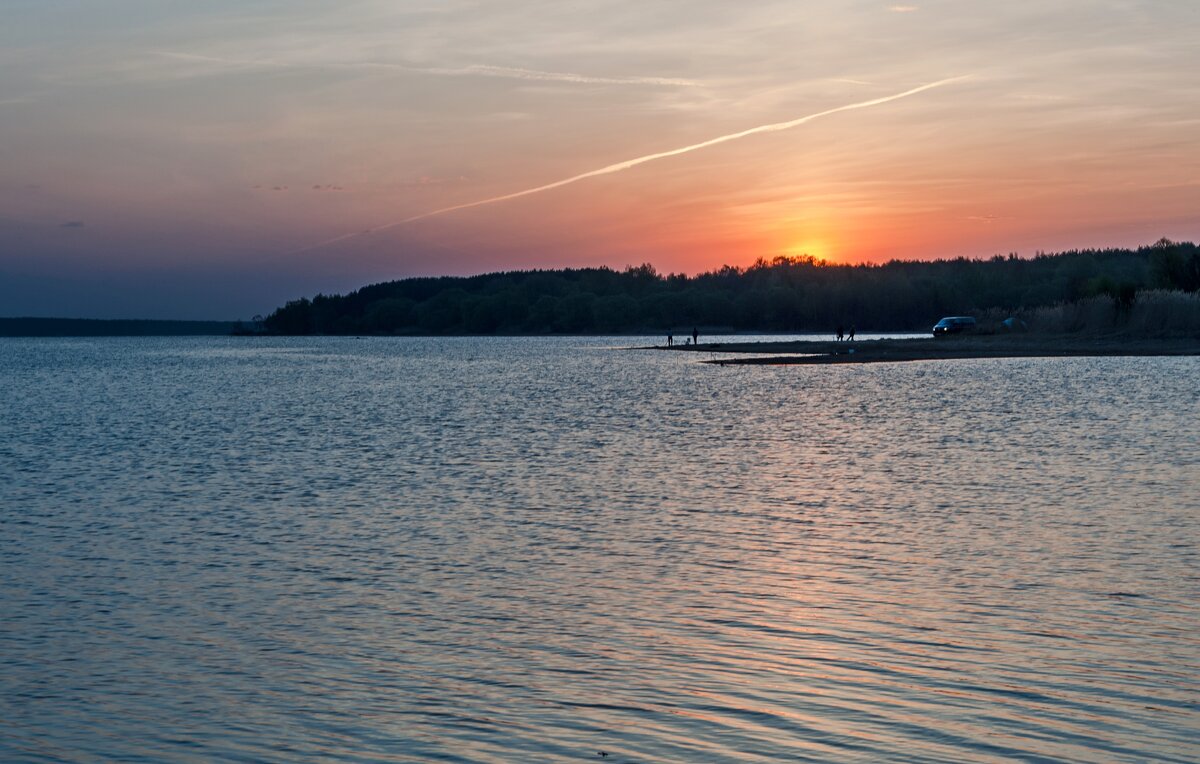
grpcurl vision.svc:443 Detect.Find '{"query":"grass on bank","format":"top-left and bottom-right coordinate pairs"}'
top-left (977, 290), bottom-right (1200, 338)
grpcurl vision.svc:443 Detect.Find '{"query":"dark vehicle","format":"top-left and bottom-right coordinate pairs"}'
top-left (932, 316), bottom-right (977, 335)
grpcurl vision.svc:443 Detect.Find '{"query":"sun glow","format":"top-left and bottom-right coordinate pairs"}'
top-left (771, 221), bottom-right (841, 263)
top-left (785, 239), bottom-right (833, 262)
top-left (745, 208), bottom-right (846, 266)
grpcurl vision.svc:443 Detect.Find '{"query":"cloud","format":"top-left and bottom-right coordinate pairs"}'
top-left (150, 52), bottom-right (698, 88)
top-left (60, 221), bottom-right (85, 228)
top-left (408, 64), bottom-right (696, 87)
top-left (395, 176), bottom-right (468, 187)
top-left (889, 5), bottom-right (919, 12)
top-left (257, 184), bottom-right (345, 192)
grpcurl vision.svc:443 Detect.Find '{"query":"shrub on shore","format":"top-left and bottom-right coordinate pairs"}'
top-left (1000, 290), bottom-right (1200, 337)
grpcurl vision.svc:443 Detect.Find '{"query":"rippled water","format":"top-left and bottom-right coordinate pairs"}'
top-left (2, 336), bottom-right (1197, 763)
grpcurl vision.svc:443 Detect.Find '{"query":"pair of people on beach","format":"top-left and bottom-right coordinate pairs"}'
top-left (836, 325), bottom-right (855, 341)
top-left (667, 328), bottom-right (699, 347)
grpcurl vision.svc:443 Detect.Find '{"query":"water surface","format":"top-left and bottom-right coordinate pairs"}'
top-left (1, 337), bottom-right (1197, 762)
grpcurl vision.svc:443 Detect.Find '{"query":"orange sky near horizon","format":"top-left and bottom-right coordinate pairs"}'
top-left (2, 0), bottom-right (1198, 317)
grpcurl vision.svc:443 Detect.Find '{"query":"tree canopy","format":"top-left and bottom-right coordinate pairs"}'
top-left (263, 241), bottom-right (1198, 335)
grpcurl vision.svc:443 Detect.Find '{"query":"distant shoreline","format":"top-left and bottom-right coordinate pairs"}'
top-left (0, 318), bottom-right (238, 337)
top-left (652, 335), bottom-right (1200, 365)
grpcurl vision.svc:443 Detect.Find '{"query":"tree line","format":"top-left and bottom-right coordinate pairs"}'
top-left (262, 239), bottom-right (1199, 335)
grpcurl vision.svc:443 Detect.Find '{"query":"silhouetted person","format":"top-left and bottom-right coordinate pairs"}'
top-left (848, 325), bottom-right (855, 341)
top-left (836, 325), bottom-right (844, 341)
top-left (667, 333), bottom-right (673, 347)
top-left (692, 327), bottom-right (698, 345)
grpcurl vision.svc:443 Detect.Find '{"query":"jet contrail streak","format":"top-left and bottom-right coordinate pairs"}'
top-left (297, 76), bottom-right (967, 253)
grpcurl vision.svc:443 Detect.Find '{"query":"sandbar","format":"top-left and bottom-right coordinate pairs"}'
top-left (651, 335), bottom-right (1200, 365)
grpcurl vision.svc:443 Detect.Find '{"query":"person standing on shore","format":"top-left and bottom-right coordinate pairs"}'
top-left (836, 325), bottom-right (844, 341)
top-left (692, 327), bottom-right (698, 346)
top-left (667, 333), bottom-right (673, 347)
top-left (848, 325), bottom-right (855, 341)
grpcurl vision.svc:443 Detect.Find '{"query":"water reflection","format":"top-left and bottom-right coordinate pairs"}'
top-left (1, 337), bottom-right (1197, 762)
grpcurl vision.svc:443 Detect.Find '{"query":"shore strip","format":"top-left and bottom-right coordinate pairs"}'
top-left (648, 336), bottom-right (1200, 365)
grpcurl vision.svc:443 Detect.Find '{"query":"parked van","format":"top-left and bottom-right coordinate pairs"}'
top-left (932, 316), bottom-right (977, 335)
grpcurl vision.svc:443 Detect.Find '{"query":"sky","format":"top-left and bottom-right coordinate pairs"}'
top-left (2, 0), bottom-right (1198, 319)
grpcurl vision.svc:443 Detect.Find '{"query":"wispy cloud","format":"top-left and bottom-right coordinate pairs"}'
top-left (151, 51), bottom-right (698, 87)
top-left (394, 176), bottom-right (468, 187)
top-left (889, 6), bottom-right (919, 12)
top-left (298, 77), bottom-right (968, 253)
top-left (406, 64), bottom-right (696, 87)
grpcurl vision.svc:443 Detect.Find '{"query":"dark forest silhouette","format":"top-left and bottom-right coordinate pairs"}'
top-left (263, 239), bottom-right (1199, 335)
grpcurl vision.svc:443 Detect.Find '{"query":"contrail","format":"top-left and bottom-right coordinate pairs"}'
top-left (297, 76), bottom-right (968, 253)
